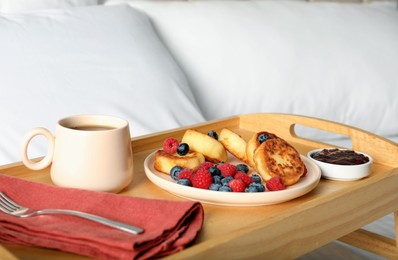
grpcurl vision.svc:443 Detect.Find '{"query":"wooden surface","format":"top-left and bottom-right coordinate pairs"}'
top-left (1, 113), bottom-right (397, 259)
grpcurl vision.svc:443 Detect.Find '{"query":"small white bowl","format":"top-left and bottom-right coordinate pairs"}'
top-left (307, 148), bottom-right (373, 181)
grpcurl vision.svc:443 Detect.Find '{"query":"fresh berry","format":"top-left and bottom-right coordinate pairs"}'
top-left (245, 185), bottom-right (258, 192)
top-left (177, 143), bottom-right (190, 156)
top-left (209, 165), bottom-right (221, 176)
top-left (170, 165), bottom-right (183, 181)
top-left (217, 163), bottom-right (236, 178)
top-left (266, 176), bottom-right (285, 191)
top-left (191, 169), bottom-right (213, 189)
top-left (197, 161), bottom-right (214, 171)
top-left (228, 179), bottom-right (246, 192)
top-left (221, 176), bottom-right (234, 186)
top-left (209, 183), bottom-right (222, 191)
top-left (177, 178), bottom-right (191, 186)
top-left (207, 130), bottom-right (218, 140)
top-left (236, 163), bottom-right (249, 173)
top-left (301, 167), bottom-right (307, 178)
top-left (163, 138), bottom-right (179, 154)
top-left (258, 133), bottom-right (269, 144)
top-left (234, 171), bottom-right (254, 186)
top-left (250, 174), bottom-right (262, 183)
top-left (177, 168), bottom-right (193, 181)
top-left (248, 182), bottom-right (265, 192)
top-left (213, 175), bottom-right (222, 184)
top-left (253, 183), bottom-right (266, 192)
top-left (219, 185), bottom-right (232, 192)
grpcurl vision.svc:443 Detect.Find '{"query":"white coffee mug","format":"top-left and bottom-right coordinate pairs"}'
top-left (21, 115), bottom-right (133, 193)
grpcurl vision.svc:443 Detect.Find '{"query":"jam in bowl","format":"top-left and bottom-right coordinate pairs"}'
top-left (307, 148), bottom-right (372, 181)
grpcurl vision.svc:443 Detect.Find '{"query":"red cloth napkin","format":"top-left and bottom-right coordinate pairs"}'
top-left (0, 174), bottom-right (204, 259)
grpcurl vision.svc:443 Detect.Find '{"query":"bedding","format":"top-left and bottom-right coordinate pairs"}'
top-left (0, 5), bottom-right (205, 165)
top-left (106, 0), bottom-right (398, 143)
top-left (0, 0), bottom-right (98, 12)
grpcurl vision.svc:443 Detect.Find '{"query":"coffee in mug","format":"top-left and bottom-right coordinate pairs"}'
top-left (20, 115), bottom-right (133, 193)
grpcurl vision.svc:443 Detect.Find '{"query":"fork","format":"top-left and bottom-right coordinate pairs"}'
top-left (0, 192), bottom-right (144, 235)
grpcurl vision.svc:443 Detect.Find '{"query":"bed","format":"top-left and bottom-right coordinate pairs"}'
top-left (0, 0), bottom-right (397, 258)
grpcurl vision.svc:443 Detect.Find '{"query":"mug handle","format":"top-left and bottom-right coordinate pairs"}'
top-left (21, 127), bottom-right (55, 170)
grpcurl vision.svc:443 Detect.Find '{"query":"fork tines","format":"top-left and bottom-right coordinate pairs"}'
top-left (0, 192), bottom-right (23, 213)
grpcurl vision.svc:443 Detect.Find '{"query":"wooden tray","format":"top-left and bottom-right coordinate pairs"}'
top-left (1, 113), bottom-right (398, 259)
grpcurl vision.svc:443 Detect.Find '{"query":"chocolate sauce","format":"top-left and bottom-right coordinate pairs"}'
top-left (311, 148), bottom-right (369, 165)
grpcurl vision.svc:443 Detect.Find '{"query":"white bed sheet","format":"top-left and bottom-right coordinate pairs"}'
top-left (0, 5), bottom-right (205, 166)
top-left (106, 0), bottom-right (398, 141)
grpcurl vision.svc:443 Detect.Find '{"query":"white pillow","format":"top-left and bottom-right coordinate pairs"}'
top-left (0, 0), bottom-right (98, 13)
top-left (0, 5), bottom-right (205, 165)
top-left (106, 0), bottom-right (398, 140)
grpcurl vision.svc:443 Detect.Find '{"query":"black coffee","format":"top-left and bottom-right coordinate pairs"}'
top-left (72, 125), bottom-right (115, 131)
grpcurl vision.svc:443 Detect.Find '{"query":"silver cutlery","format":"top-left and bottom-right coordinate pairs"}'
top-left (0, 192), bottom-right (144, 235)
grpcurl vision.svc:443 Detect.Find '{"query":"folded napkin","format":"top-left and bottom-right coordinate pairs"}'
top-left (0, 174), bottom-right (204, 259)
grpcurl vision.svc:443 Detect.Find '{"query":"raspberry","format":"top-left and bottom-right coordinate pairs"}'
top-left (228, 179), bottom-right (246, 192)
top-left (197, 161), bottom-right (214, 171)
top-left (234, 171), bottom-right (254, 186)
top-left (163, 138), bottom-right (179, 154)
top-left (177, 168), bottom-right (193, 181)
top-left (301, 166), bottom-right (307, 178)
top-left (266, 176), bottom-right (285, 191)
top-left (217, 163), bottom-right (236, 178)
top-left (191, 169), bottom-right (213, 189)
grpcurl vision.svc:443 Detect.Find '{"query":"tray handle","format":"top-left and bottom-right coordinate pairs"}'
top-left (240, 113), bottom-right (398, 167)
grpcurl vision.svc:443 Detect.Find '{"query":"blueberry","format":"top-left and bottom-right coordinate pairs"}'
top-left (213, 175), bottom-right (222, 184)
top-left (236, 164), bottom-right (249, 173)
top-left (219, 185), bottom-right (232, 192)
top-left (177, 178), bottom-right (191, 186)
top-left (251, 183), bottom-right (266, 192)
top-left (245, 186), bottom-right (258, 192)
top-left (207, 130), bottom-right (218, 140)
top-left (221, 176), bottom-right (233, 186)
top-left (170, 165), bottom-right (183, 181)
top-left (177, 143), bottom-right (189, 156)
top-left (209, 165), bottom-right (221, 176)
top-left (251, 174), bottom-right (262, 183)
top-left (257, 133), bottom-right (269, 144)
top-left (209, 183), bottom-right (222, 191)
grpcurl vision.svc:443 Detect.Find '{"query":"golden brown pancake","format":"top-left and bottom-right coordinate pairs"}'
top-left (218, 128), bottom-right (248, 163)
top-left (253, 137), bottom-right (306, 186)
top-left (154, 149), bottom-right (205, 174)
top-left (246, 131), bottom-right (278, 168)
top-left (181, 129), bottom-right (227, 163)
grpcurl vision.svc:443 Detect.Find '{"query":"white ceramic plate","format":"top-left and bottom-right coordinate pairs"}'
top-left (144, 151), bottom-right (321, 206)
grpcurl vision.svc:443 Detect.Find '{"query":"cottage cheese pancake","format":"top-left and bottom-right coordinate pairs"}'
top-left (218, 128), bottom-right (248, 163)
top-left (246, 131), bottom-right (278, 168)
top-left (154, 149), bottom-right (205, 174)
top-left (181, 129), bottom-right (227, 163)
top-left (253, 137), bottom-right (306, 186)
